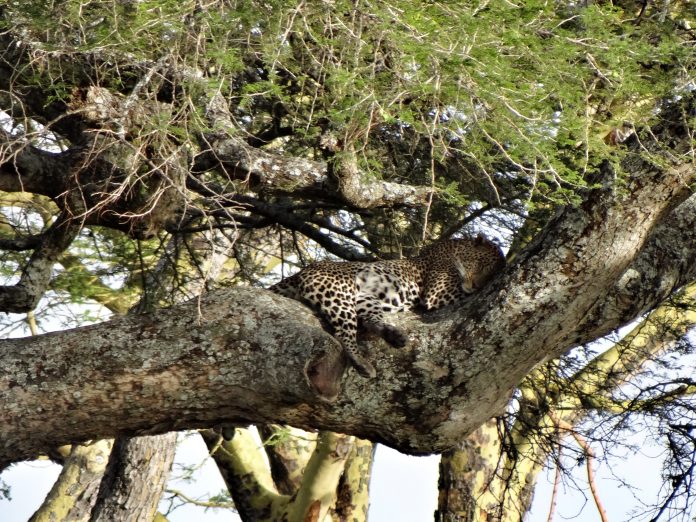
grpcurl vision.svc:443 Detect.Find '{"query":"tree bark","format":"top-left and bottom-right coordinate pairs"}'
top-left (330, 438), bottom-right (374, 521)
top-left (436, 420), bottom-right (503, 522)
top-left (201, 428), bottom-right (284, 520)
top-left (29, 441), bottom-right (113, 522)
top-left (89, 434), bottom-right (176, 522)
top-left (0, 135), bottom-right (694, 464)
top-left (258, 425), bottom-right (318, 495)
top-left (436, 282), bottom-right (696, 521)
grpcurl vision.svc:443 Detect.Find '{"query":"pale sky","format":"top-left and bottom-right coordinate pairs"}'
top-left (0, 430), bottom-right (667, 522)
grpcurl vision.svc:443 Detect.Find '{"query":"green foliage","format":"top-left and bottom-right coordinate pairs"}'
top-left (6, 0), bottom-right (693, 212)
top-left (262, 426), bottom-right (295, 447)
top-left (48, 228), bottom-right (161, 313)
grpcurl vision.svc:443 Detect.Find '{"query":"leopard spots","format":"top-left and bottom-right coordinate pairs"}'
top-left (271, 234), bottom-right (505, 377)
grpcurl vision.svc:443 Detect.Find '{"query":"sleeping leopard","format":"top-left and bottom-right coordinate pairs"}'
top-left (271, 234), bottom-right (505, 378)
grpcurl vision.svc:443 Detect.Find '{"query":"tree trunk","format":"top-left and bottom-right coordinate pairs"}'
top-left (330, 438), bottom-right (373, 521)
top-left (90, 434), bottom-right (177, 522)
top-left (29, 441), bottom-right (113, 522)
top-left (436, 282), bottom-right (696, 521)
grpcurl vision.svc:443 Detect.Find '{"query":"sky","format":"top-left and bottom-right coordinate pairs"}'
top-left (0, 430), bottom-right (669, 522)
top-left (0, 437), bottom-right (441, 522)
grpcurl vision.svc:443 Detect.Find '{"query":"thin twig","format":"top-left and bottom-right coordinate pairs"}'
top-left (554, 416), bottom-right (610, 522)
top-left (545, 444), bottom-right (562, 522)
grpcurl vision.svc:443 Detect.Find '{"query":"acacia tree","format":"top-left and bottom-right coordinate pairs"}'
top-left (437, 280), bottom-right (696, 521)
top-left (0, 1), bottom-right (695, 521)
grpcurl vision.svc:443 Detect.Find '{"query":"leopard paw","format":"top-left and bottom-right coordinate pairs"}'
top-left (381, 325), bottom-right (408, 348)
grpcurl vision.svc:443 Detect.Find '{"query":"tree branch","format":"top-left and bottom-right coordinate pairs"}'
top-left (582, 191), bottom-right (696, 338)
top-left (28, 441), bottom-right (113, 522)
top-left (0, 234), bottom-right (43, 251)
top-left (201, 428), bottom-right (287, 520)
top-left (90, 433), bottom-right (177, 522)
top-left (554, 417), bottom-right (610, 522)
top-left (0, 128), bottom-right (70, 198)
top-left (197, 94), bottom-right (436, 209)
top-left (0, 211), bottom-right (81, 312)
top-left (0, 132), bottom-right (693, 461)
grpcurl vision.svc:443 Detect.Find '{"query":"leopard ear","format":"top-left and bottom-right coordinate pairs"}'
top-left (475, 233), bottom-right (485, 244)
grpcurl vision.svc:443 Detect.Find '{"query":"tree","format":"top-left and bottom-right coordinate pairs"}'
top-left (0, 1), bottom-right (694, 521)
top-left (437, 281), bottom-right (696, 521)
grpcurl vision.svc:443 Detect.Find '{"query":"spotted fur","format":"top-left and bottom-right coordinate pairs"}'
top-left (271, 234), bottom-right (505, 377)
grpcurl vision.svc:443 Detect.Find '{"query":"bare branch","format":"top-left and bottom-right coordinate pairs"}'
top-left (0, 211), bottom-right (81, 312)
top-left (197, 94), bottom-right (436, 209)
top-left (0, 129), bottom-right (70, 198)
top-left (554, 417), bottom-right (610, 522)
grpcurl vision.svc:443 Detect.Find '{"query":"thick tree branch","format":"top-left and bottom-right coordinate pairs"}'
top-left (198, 94), bottom-right (436, 209)
top-left (0, 144), bottom-right (693, 459)
top-left (0, 129), bottom-right (70, 197)
top-left (90, 434), bottom-right (177, 522)
top-left (581, 192), bottom-right (696, 337)
top-left (440, 161), bottom-right (693, 439)
top-left (0, 211), bottom-right (81, 312)
top-left (435, 283), bottom-right (696, 521)
top-left (332, 147), bottom-right (436, 209)
top-left (201, 428), bottom-right (287, 519)
top-left (330, 438), bottom-right (373, 520)
top-left (289, 431), bottom-right (354, 521)
top-left (29, 441), bottom-right (113, 522)
top-left (257, 425), bottom-right (317, 495)
top-left (85, 231), bottom-right (235, 520)
top-left (0, 288), bottom-right (342, 468)
top-left (0, 178), bottom-right (691, 462)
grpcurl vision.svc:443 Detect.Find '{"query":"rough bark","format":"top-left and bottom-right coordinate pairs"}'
top-left (85, 233), bottom-right (235, 520)
top-left (0, 288), bottom-right (339, 467)
top-left (581, 192), bottom-right (696, 338)
top-left (1, 163), bottom-right (694, 463)
top-left (29, 441), bottom-right (113, 522)
top-left (436, 282), bottom-right (696, 522)
top-left (193, 131), bottom-right (435, 209)
top-left (88, 434), bottom-right (176, 522)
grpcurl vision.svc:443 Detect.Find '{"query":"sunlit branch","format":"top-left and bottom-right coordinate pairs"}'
top-left (553, 416), bottom-right (609, 522)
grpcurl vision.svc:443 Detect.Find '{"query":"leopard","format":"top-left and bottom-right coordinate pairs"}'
top-left (271, 234), bottom-right (505, 378)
